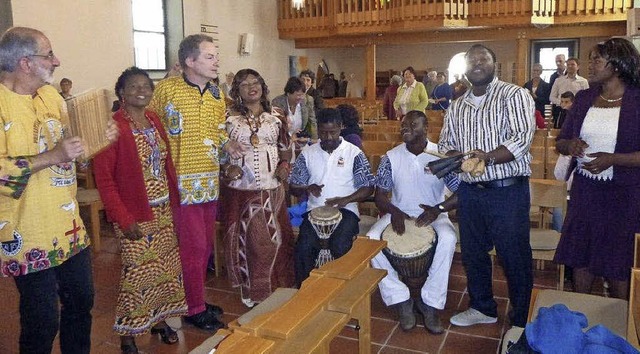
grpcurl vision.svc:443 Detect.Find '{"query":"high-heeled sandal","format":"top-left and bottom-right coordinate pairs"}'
top-left (150, 324), bottom-right (179, 344)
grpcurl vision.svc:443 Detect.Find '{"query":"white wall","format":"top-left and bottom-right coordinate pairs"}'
top-left (198, 0), bottom-right (303, 96)
top-left (11, 0), bottom-right (134, 94)
top-left (9, 0), bottom-right (301, 96)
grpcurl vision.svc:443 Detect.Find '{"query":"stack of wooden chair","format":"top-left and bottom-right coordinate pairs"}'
top-left (530, 128), bottom-right (561, 180)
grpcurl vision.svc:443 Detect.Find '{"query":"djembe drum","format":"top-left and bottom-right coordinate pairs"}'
top-left (382, 219), bottom-right (438, 283)
top-left (308, 206), bottom-right (342, 267)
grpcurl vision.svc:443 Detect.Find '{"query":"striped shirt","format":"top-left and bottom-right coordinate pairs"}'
top-left (438, 76), bottom-right (535, 183)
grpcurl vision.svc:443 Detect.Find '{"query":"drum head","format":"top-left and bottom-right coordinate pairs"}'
top-left (382, 219), bottom-right (436, 259)
top-left (310, 206), bottom-right (341, 222)
top-left (382, 219), bottom-right (438, 279)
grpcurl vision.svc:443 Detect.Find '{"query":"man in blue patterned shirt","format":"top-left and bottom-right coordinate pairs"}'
top-left (289, 108), bottom-right (375, 287)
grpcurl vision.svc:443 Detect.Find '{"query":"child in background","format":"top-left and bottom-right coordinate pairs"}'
top-left (554, 91), bottom-right (575, 129)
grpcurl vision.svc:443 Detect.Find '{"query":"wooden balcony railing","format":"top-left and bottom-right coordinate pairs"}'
top-left (278, 0), bottom-right (631, 37)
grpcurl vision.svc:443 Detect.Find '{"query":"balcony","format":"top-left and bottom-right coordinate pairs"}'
top-left (278, 0), bottom-right (631, 41)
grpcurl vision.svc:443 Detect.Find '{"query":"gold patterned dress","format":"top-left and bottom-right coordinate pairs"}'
top-left (113, 126), bottom-right (187, 335)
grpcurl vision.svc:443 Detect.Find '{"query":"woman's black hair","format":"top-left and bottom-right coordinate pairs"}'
top-left (229, 68), bottom-right (271, 116)
top-left (592, 37), bottom-right (640, 88)
top-left (336, 104), bottom-right (362, 137)
top-left (403, 66), bottom-right (416, 77)
top-left (284, 76), bottom-right (305, 94)
top-left (114, 66), bottom-right (154, 101)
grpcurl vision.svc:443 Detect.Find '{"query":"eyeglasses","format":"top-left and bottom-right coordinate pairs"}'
top-left (28, 52), bottom-right (56, 61)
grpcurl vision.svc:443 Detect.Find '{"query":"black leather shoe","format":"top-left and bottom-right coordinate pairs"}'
top-left (206, 303), bottom-right (224, 318)
top-left (394, 298), bottom-right (416, 331)
top-left (185, 310), bottom-right (225, 331)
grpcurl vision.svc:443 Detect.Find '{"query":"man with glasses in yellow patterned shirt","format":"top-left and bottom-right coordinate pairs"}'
top-left (0, 27), bottom-right (118, 354)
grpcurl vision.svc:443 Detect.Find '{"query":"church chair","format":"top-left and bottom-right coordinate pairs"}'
top-left (76, 162), bottom-right (104, 252)
top-left (528, 178), bottom-right (567, 290)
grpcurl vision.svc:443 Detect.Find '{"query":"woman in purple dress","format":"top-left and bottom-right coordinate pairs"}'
top-left (554, 37), bottom-right (640, 299)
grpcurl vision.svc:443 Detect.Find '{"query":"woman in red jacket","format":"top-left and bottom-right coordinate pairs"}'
top-left (94, 67), bottom-right (187, 354)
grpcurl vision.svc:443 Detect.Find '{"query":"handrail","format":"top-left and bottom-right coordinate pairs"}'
top-left (278, 0), bottom-right (630, 34)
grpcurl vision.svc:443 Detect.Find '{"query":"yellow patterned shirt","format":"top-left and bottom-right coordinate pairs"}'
top-left (0, 84), bottom-right (88, 276)
top-left (149, 76), bottom-right (227, 204)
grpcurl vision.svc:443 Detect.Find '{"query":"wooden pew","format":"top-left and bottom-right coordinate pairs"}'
top-left (215, 330), bottom-right (276, 354)
top-left (628, 268), bottom-right (640, 348)
top-left (216, 237), bottom-right (387, 354)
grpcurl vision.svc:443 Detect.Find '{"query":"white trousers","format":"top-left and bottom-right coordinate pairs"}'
top-left (367, 213), bottom-right (457, 309)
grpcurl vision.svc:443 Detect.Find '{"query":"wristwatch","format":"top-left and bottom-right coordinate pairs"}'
top-left (437, 204), bottom-right (446, 212)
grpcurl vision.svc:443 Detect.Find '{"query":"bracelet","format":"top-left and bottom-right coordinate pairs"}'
top-left (486, 156), bottom-right (496, 166)
top-left (277, 160), bottom-right (291, 168)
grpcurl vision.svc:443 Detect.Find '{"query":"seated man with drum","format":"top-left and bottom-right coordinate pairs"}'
top-left (289, 108), bottom-right (376, 287)
top-left (367, 110), bottom-right (459, 334)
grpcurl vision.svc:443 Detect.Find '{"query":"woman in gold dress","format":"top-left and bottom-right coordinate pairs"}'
top-left (94, 67), bottom-right (187, 353)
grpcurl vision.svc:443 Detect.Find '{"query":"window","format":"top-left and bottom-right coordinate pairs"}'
top-left (531, 40), bottom-right (578, 82)
top-left (447, 52), bottom-right (466, 85)
top-left (132, 0), bottom-right (166, 70)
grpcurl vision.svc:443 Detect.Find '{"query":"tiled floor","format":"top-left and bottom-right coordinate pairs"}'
top-left (0, 222), bottom-right (582, 354)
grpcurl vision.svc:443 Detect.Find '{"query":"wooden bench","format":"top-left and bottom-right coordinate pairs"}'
top-left (214, 237), bottom-right (387, 354)
top-left (191, 329), bottom-right (275, 354)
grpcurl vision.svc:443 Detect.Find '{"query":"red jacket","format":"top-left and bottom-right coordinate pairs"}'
top-left (535, 110), bottom-right (545, 129)
top-left (93, 109), bottom-right (180, 230)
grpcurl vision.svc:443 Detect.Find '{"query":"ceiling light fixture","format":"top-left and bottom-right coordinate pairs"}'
top-left (292, 0), bottom-right (305, 10)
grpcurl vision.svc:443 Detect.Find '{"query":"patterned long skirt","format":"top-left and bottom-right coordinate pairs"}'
top-left (113, 129), bottom-right (187, 335)
top-left (223, 185), bottom-right (295, 304)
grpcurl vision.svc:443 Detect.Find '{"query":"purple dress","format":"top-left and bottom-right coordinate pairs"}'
top-left (553, 85), bottom-right (640, 281)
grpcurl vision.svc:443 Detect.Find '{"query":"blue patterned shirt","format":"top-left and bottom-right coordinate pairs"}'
top-left (290, 153), bottom-right (375, 189)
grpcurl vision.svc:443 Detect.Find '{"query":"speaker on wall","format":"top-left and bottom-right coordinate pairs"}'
top-left (239, 33), bottom-right (254, 55)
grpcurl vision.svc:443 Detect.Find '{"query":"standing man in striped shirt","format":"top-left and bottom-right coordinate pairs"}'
top-left (439, 44), bottom-right (535, 329)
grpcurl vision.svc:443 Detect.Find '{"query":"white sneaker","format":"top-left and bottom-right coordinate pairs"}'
top-left (450, 308), bottom-right (497, 326)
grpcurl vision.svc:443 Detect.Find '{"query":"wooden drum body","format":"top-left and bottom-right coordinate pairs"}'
top-left (382, 219), bottom-right (438, 279)
top-left (308, 206), bottom-right (342, 267)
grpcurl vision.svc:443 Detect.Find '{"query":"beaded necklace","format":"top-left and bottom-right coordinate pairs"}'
top-left (245, 109), bottom-right (263, 147)
top-left (121, 108), bottom-right (158, 148)
top-left (599, 94), bottom-right (623, 103)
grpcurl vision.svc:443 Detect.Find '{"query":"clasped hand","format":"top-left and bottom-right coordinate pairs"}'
top-left (224, 165), bottom-right (244, 182)
top-left (566, 138), bottom-right (589, 158)
top-left (123, 223), bottom-right (145, 241)
top-left (224, 140), bottom-right (249, 159)
top-left (583, 152), bottom-right (615, 175)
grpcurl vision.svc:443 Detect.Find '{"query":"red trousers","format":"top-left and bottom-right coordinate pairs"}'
top-left (173, 201), bottom-right (217, 315)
